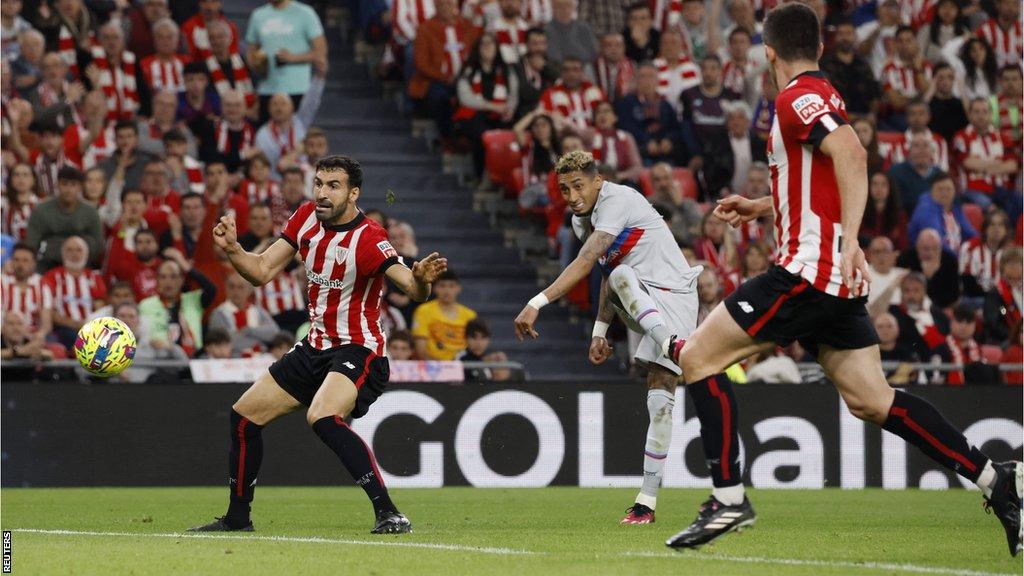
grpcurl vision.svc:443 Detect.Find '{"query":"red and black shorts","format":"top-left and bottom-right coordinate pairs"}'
top-left (269, 339), bottom-right (389, 418)
top-left (724, 266), bottom-right (879, 357)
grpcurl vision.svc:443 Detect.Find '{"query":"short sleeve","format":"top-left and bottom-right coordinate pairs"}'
top-left (591, 192), bottom-right (632, 237)
top-left (411, 303), bottom-right (431, 338)
top-left (280, 201), bottom-right (314, 248)
top-left (244, 11), bottom-right (261, 45)
top-left (777, 88), bottom-right (847, 148)
top-left (304, 6), bottom-right (325, 40)
top-left (356, 225), bottom-right (400, 276)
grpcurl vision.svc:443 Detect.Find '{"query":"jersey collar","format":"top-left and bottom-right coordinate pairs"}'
top-left (327, 210), bottom-right (366, 232)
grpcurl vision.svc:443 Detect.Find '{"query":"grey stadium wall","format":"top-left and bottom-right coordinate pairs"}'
top-left (3, 381), bottom-right (1021, 488)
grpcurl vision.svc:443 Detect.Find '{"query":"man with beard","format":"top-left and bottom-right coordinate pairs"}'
top-left (106, 228), bottom-right (163, 300)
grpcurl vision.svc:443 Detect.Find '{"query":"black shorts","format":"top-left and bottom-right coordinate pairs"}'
top-left (724, 266), bottom-right (879, 357)
top-left (269, 339), bottom-right (390, 418)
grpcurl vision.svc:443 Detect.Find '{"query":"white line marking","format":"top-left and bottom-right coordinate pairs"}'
top-left (10, 528), bottom-right (539, 556)
top-left (623, 551), bottom-right (1014, 576)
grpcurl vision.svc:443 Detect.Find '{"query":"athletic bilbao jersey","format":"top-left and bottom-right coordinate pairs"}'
top-left (280, 203), bottom-right (400, 354)
top-left (1, 273), bottom-right (45, 327)
top-left (572, 181), bottom-right (700, 291)
top-left (769, 70), bottom-right (863, 299)
top-left (41, 267), bottom-right (107, 322)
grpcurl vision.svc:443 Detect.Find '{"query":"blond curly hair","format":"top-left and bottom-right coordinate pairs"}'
top-left (554, 150), bottom-right (598, 175)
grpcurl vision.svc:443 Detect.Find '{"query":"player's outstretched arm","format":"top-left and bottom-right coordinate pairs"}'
top-left (514, 231), bottom-right (615, 341)
top-left (386, 252), bottom-right (448, 302)
top-left (213, 215), bottom-right (297, 287)
top-left (589, 278), bottom-right (615, 365)
top-left (712, 195), bottom-right (773, 228)
top-left (820, 124), bottom-right (871, 291)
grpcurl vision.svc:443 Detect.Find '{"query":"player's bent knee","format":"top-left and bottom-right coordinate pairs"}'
top-left (842, 395), bottom-right (888, 425)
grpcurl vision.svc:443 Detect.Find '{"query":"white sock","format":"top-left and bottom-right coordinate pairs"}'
top-left (713, 484), bottom-right (746, 506)
top-left (976, 460), bottom-right (996, 498)
top-left (637, 389), bottom-right (674, 509)
top-left (609, 265), bottom-right (673, 347)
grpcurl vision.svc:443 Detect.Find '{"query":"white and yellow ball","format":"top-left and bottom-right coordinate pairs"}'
top-left (74, 317), bottom-right (137, 377)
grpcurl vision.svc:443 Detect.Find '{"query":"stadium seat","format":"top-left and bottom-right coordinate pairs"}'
top-left (981, 345), bottom-right (1004, 365)
top-left (482, 130), bottom-right (521, 195)
top-left (511, 167), bottom-right (526, 196)
top-left (638, 168), bottom-right (699, 200)
top-left (962, 203), bottom-right (984, 234)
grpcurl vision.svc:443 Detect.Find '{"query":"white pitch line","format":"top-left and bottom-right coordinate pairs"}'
top-left (622, 550), bottom-right (1015, 576)
top-left (10, 528), bottom-right (539, 556)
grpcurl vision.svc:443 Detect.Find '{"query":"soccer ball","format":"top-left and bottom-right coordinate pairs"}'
top-left (74, 317), bottom-right (137, 377)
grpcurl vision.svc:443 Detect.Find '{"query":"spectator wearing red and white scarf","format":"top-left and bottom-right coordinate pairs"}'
top-left (884, 272), bottom-right (949, 360)
top-left (976, 0), bottom-right (1021, 69)
top-left (140, 19), bottom-right (188, 95)
top-left (205, 20), bottom-right (256, 110)
top-left (393, 0), bottom-right (437, 45)
top-left (930, 305), bottom-right (984, 385)
top-left (721, 27), bottom-right (759, 103)
top-left (2, 163), bottom-right (39, 241)
top-left (209, 273), bottom-right (280, 356)
top-left (254, 93), bottom-right (308, 175)
top-left (584, 101), bottom-right (642, 185)
top-left (182, 0), bottom-right (241, 60)
top-left (652, 29), bottom-right (700, 116)
top-left (454, 33), bottom-right (518, 177)
top-left (39, 236), bottom-right (107, 350)
top-left (488, 0), bottom-right (528, 64)
top-left (86, 22), bottom-right (146, 121)
top-left (28, 53), bottom-right (84, 130)
top-left (137, 90), bottom-right (197, 158)
top-left (35, 0), bottom-right (95, 79)
top-left (984, 247), bottom-right (1023, 346)
top-left (590, 32), bottom-right (634, 101)
top-left (190, 89), bottom-right (255, 174)
top-left (28, 122), bottom-right (79, 198)
top-left (539, 56), bottom-right (606, 130)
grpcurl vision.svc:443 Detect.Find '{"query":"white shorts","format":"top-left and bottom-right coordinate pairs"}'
top-left (611, 282), bottom-right (698, 376)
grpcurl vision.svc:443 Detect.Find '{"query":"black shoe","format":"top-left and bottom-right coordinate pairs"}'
top-left (371, 511), bottom-right (412, 534)
top-left (983, 461), bottom-right (1022, 557)
top-left (186, 516), bottom-right (255, 532)
top-left (666, 496), bottom-right (756, 549)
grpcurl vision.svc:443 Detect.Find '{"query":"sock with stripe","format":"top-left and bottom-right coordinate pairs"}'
top-left (687, 374), bottom-right (745, 504)
top-left (882, 390), bottom-right (989, 483)
top-left (226, 410), bottom-right (263, 528)
top-left (636, 389), bottom-right (674, 509)
top-left (608, 265), bottom-right (673, 348)
top-left (312, 416), bottom-right (398, 516)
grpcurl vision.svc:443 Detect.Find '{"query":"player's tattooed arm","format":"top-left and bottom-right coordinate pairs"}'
top-left (546, 231), bottom-right (614, 302)
top-left (596, 278), bottom-right (616, 325)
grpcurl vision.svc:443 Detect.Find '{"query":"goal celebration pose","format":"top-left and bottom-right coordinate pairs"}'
top-left (514, 151), bottom-right (754, 530)
top-left (663, 4), bottom-right (1021, 554)
top-left (188, 155), bottom-right (447, 534)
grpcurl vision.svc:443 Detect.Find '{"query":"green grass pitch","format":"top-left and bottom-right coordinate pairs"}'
top-left (1, 487), bottom-right (1020, 575)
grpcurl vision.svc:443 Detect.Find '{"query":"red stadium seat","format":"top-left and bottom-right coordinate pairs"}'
top-left (637, 168), bottom-right (698, 200)
top-left (981, 345), bottom-right (1004, 365)
top-left (962, 203), bottom-right (984, 234)
top-left (511, 167), bottom-right (526, 196)
top-left (482, 130), bottom-right (521, 195)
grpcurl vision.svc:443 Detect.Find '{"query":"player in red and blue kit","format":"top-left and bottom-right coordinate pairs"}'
top-left (188, 155), bottom-right (448, 535)
top-left (664, 3), bottom-right (1022, 554)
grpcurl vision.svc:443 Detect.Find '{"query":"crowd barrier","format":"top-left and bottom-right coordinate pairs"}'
top-left (3, 381), bottom-right (1020, 488)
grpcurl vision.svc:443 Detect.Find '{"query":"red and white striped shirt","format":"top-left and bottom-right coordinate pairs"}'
top-left (239, 178), bottom-right (282, 205)
top-left (393, 0), bottom-right (436, 44)
top-left (255, 273), bottom-right (306, 315)
top-left (490, 17), bottom-right (528, 64)
top-left (63, 123), bottom-right (116, 169)
top-left (653, 55), bottom-right (700, 110)
top-left (952, 125), bottom-right (1015, 193)
top-left (539, 81), bottom-right (606, 129)
top-left (41, 266), bottom-right (107, 322)
top-left (90, 46), bottom-right (140, 121)
top-left (977, 18), bottom-right (1022, 68)
top-left (183, 155), bottom-right (205, 195)
top-left (651, 0), bottom-right (683, 32)
top-left (958, 238), bottom-right (1001, 293)
top-left (722, 58), bottom-right (756, 96)
top-left (877, 129), bottom-right (950, 171)
top-left (881, 59), bottom-right (931, 100)
top-left (1, 273), bottom-right (45, 328)
top-left (141, 54), bottom-right (188, 93)
top-left (206, 53), bottom-right (256, 108)
top-left (769, 71), bottom-right (863, 298)
top-left (593, 57), bottom-right (635, 101)
top-left (1, 195), bottom-right (37, 240)
top-left (281, 204), bottom-right (400, 353)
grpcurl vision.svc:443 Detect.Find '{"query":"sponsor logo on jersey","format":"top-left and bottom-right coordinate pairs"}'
top-left (792, 93), bottom-right (826, 125)
top-left (377, 240), bottom-right (398, 258)
top-left (307, 269), bottom-right (345, 289)
top-left (738, 301), bottom-right (754, 313)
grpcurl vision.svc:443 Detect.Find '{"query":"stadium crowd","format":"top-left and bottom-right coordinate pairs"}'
top-left (0, 0), bottom-right (1020, 385)
top-left (359, 0), bottom-right (1022, 384)
top-left (0, 0), bottom-right (511, 383)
